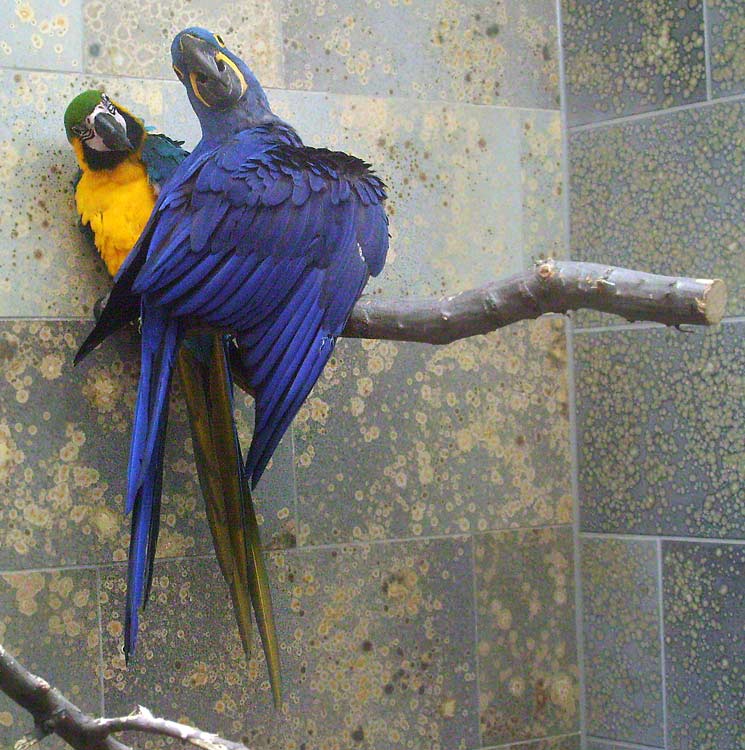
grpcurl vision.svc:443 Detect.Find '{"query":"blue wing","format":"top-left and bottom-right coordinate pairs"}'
top-left (133, 127), bottom-right (389, 486)
top-left (141, 132), bottom-right (190, 189)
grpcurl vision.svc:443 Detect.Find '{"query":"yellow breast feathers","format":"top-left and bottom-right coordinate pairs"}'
top-left (74, 143), bottom-right (156, 277)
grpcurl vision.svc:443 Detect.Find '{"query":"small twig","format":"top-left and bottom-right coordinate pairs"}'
top-left (0, 643), bottom-right (250, 750)
top-left (94, 707), bottom-right (250, 750)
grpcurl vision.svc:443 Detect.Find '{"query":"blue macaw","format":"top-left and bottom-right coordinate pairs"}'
top-left (74, 26), bottom-right (389, 691)
top-left (65, 90), bottom-right (281, 703)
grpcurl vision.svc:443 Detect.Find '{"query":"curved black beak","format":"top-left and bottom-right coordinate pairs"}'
top-left (179, 33), bottom-right (244, 109)
top-left (95, 112), bottom-right (132, 151)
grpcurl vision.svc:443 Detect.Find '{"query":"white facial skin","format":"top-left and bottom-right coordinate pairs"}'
top-left (74, 95), bottom-right (129, 152)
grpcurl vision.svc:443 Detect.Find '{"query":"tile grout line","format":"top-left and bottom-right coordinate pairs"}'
top-left (0, 562), bottom-right (107, 575)
top-left (470, 533), bottom-right (483, 748)
top-left (702, 0), bottom-right (714, 101)
top-left (554, 0), bottom-right (588, 743)
top-left (566, 322), bottom-right (588, 748)
top-left (95, 567), bottom-right (106, 717)
top-left (586, 737), bottom-right (663, 750)
top-left (568, 89), bottom-right (745, 133)
top-left (580, 531), bottom-right (745, 546)
top-left (656, 538), bottom-right (669, 750)
top-left (0, 62), bottom-right (563, 116)
top-left (0, 522), bottom-right (575, 575)
top-left (573, 316), bottom-right (745, 336)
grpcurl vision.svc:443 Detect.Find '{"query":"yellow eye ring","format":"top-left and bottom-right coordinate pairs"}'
top-left (215, 34), bottom-right (225, 46)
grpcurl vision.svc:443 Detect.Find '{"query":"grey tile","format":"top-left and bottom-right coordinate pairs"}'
top-left (520, 110), bottom-right (567, 264)
top-left (569, 100), bottom-right (745, 327)
top-left (663, 541), bottom-right (745, 749)
top-left (476, 527), bottom-right (578, 746)
top-left (575, 323), bottom-right (745, 537)
top-left (0, 320), bottom-right (293, 569)
top-left (0, 69), bottom-right (190, 318)
top-left (270, 90), bottom-right (527, 299)
top-left (0, 0), bottom-right (83, 72)
top-left (82, 0), bottom-right (283, 87)
top-left (581, 538), bottom-right (663, 745)
top-left (0, 71), bottom-right (530, 315)
top-left (487, 736), bottom-right (580, 749)
top-left (295, 319), bottom-right (572, 546)
top-left (282, 0), bottom-right (559, 108)
top-left (0, 568), bottom-right (101, 750)
top-left (708, 0), bottom-right (745, 97)
top-left (102, 537), bottom-right (479, 750)
top-left (562, 0), bottom-right (706, 126)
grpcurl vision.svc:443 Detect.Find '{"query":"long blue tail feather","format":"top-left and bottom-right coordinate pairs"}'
top-left (123, 305), bottom-right (181, 661)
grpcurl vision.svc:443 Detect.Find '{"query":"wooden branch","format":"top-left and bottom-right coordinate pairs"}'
top-left (176, 259), bottom-right (727, 348)
top-left (0, 643), bottom-right (250, 750)
top-left (342, 259), bottom-right (727, 344)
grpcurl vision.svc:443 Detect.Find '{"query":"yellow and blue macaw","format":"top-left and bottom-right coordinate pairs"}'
top-left (74, 27), bottom-right (388, 687)
top-left (65, 90), bottom-right (282, 704)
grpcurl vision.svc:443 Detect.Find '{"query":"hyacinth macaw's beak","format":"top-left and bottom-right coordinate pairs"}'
top-left (178, 33), bottom-right (246, 109)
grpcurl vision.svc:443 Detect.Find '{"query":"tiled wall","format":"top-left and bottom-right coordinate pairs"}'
top-left (0, 2), bottom-right (578, 749)
top-left (561, 0), bottom-right (745, 748)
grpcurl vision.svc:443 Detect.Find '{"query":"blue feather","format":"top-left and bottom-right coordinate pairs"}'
top-left (77, 74), bottom-right (391, 659)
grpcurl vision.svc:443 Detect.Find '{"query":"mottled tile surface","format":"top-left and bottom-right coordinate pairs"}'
top-left (569, 101), bottom-right (745, 326)
top-left (0, 568), bottom-right (101, 750)
top-left (295, 319), bottom-right (571, 545)
top-left (82, 0), bottom-right (283, 86)
top-left (562, 0), bottom-right (706, 125)
top-left (282, 0), bottom-right (559, 108)
top-left (0, 0), bottom-right (82, 72)
top-left (0, 320), bottom-right (294, 569)
top-left (0, 69), bottom-right (539, 316)
top-left (708, 0), bottom-right (745, 97)
top-left (273, 90), bottom-right (526, 298)
top-left (102, 538), bottom-right (479, 750)
top-left (476, 527), bottom-right (578, 746)
top-left (581, 538), bottom-right (663, 745)
top-left (575, 324), bottom-right (745, 537)
top-left (487, 736), bottom-right (580, 749)
top-left (520, 110), bottom-right (566, 263)
top-left (663, 541), bottom-right (745, 749)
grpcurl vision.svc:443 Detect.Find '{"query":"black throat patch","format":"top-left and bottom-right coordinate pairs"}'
top-left (83, 109), bottom-right (145, 171)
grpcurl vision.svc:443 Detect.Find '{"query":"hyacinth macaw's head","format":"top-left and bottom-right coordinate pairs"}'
top-left (64, 90), bottom-right (144, 170)
top-left (170, 27), bottom-right (276, 140)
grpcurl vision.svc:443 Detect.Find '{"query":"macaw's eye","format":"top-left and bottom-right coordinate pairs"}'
top-left (215, 34), bottom-right (225, 46)
top-left (101, 94), bottom-right (116, 114)
top-left (173, 64), bottom-right (185, 80)
top-left (71, 124), bottom-right (87, 136)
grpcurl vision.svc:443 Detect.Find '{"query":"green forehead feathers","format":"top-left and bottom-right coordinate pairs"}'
top-left (64, 90), bottom-right (103, 141)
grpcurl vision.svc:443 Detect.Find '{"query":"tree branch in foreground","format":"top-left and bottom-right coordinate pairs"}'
top-left (342, 259), bottom-right (727, 344)
top-left (0, 643), bottom-right (250, 750)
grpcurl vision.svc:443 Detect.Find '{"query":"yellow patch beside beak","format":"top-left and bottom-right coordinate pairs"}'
top-left (216, 52), bottom-right (248, 98)
top-left (190, 72), bottom-right (212, 107)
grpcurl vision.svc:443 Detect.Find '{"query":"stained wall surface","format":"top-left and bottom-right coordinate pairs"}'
top-left (563, 0), bottom-right (745, 747)
top-left (0, 3), bottom-right (578, 749)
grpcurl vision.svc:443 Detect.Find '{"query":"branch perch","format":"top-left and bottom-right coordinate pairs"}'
top-left (176, 259), bottom-right (727, 345)
top-left (0, 643), bottom-right (250, 750)
top-left (342, 259), bottom-right (727, 343)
